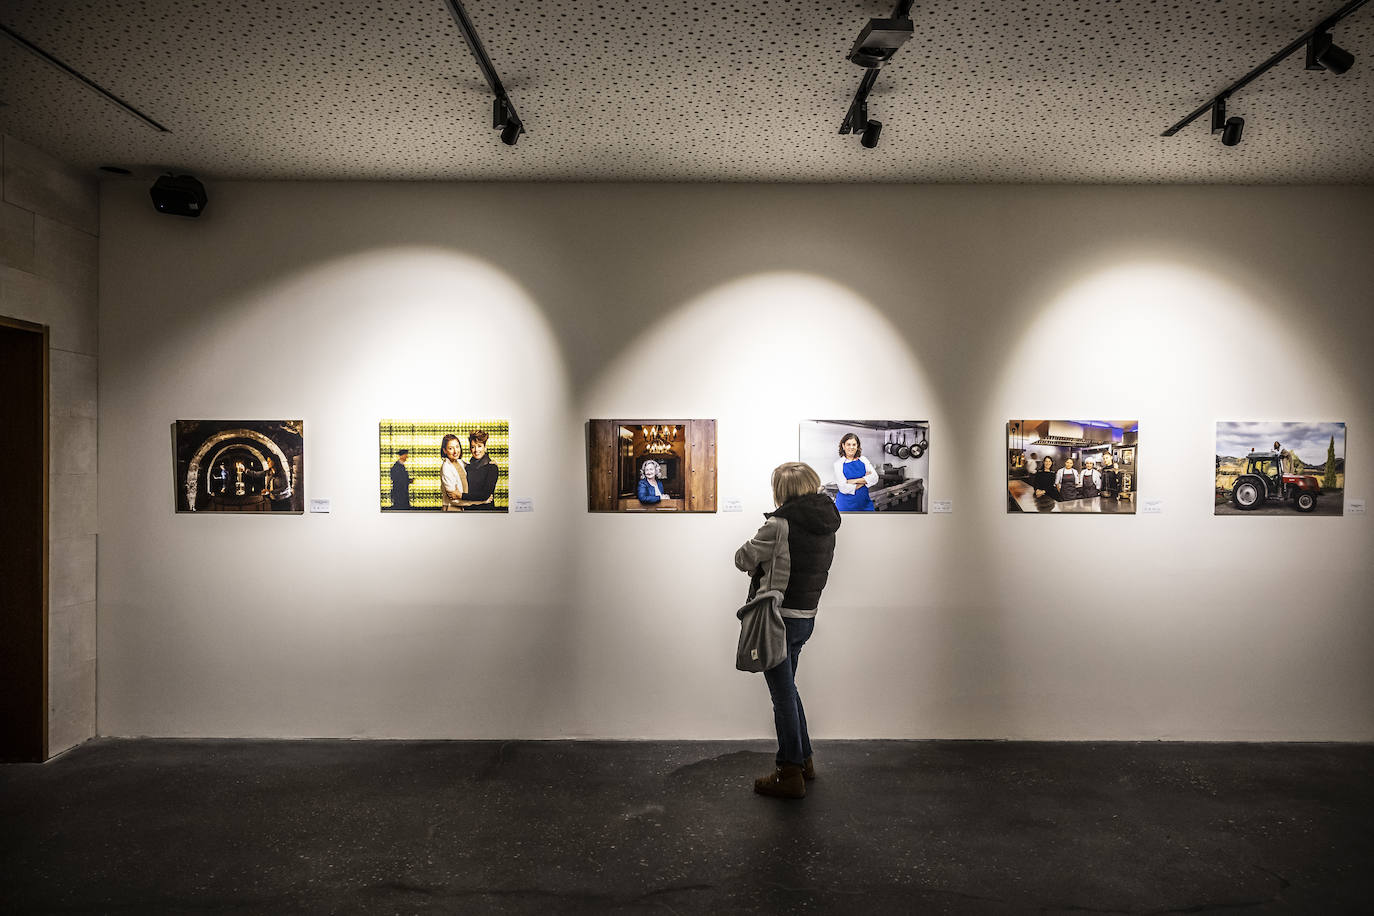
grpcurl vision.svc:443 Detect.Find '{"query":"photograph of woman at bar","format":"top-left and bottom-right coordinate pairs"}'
top-left (585, 420), bottom-right (718, 512)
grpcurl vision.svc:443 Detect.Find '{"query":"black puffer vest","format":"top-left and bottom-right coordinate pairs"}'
top-left (768, 493), bottom-right (842, 610)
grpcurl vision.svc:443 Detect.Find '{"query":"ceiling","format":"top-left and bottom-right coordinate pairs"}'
top-left (1, 1), bottom-right (1371, 183)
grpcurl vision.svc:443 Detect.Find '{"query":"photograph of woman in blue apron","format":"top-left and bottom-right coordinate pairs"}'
top-left (831, 433), bottom-right (878, 512)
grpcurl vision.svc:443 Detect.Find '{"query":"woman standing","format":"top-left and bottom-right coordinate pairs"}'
top-left (734, 462), bottom-right (842, 799)
top-left (1031, 455), bottom-right (1058, 499)
top-left (1079, 458), bottom-right (1101, 499)
top-left (463, 430), bottom-right (498, 510)
top-left (832, 433), bottom-right (878, 512)
top-left (1056, 456), bottom-right (1081, 501)
top-left (440, 433), bottom-right (468, 512)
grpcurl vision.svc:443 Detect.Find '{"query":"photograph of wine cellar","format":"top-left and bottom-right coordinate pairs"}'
top-left (586, 420), bottom-right (717, 512)
top-left (1215, 421), bottom-right (1346, 516)
top-left (379, 420), bottom-right (508, 512)
top-left (1007, 420), bottom-right (1139, 514)
top-left (173, 420), bottom-right (303, 513)
top-left (800, 420), bottom-right (928, 513)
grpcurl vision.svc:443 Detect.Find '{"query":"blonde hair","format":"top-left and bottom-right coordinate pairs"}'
top-left (771, 461), bottom-right (821, 507)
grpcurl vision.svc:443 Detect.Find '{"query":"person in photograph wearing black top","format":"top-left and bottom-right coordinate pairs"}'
top-left (389, 449), bottom-right (413, 510)
top-left (463, 430), bottom-right (498, 510)
top-left (1031, 455), bottom-right (1058, 499)
top-left (1100, 452), bottom-right (1119, 499)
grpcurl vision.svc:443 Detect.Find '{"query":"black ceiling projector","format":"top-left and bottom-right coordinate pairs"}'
top-left (149, 174), bottom-right (208, 217)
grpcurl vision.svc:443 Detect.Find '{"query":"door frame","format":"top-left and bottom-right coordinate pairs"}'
top-left (1, 314), bottom-right (49, 760)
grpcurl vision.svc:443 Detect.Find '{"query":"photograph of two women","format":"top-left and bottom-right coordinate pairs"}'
top-left (378, 420), bottom-right (509, 512)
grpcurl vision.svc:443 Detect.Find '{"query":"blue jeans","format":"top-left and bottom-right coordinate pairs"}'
top-left (763, 616), bottom-right (815, 767)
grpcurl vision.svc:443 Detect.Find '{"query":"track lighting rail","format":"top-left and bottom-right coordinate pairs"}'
top-left (0, 22), bottom-right (170, 132)
top-left (441, 0), bottom-right (525, 145)
top-left (1162, 0), bottom-right (1368, 138)
top-left (838, 1), bottom-right (916, 149)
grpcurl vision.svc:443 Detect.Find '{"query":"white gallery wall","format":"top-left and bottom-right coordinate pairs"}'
top-left (98, 182), bottom-right (1374, 741)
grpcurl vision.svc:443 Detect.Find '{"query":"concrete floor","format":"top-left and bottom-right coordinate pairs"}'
top-left (2, 739), bottom-right (1371, 914)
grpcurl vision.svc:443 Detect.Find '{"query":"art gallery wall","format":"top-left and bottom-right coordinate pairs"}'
top-left (97, 181), bottom-right (1374, 741)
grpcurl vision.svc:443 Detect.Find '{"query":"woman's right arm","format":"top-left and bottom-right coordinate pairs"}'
top-left (734, 517), bottom-right (781, 573)
top-left (834, 459), bottom-right (856, 495)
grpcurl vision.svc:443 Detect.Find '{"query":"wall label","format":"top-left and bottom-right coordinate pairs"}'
top-left (1348, 498), bottom-right (1366, 516)
top-left (723, 498), bottom-right (743, 513)
top-left (513, 497), bottom-right (534, 512)
top-left (931, 499), bottom-right (952, 514)
top-left (1142, 499), bottom-right (1163, 515)
top-left (309, 498), bottom-right (331, 513)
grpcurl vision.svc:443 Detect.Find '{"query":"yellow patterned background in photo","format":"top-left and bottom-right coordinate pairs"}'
top-left (378, 420), bottom-right (509, 511)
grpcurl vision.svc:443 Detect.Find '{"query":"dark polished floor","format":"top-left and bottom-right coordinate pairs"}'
top-left (2, 739), bottom-right (1372, 914)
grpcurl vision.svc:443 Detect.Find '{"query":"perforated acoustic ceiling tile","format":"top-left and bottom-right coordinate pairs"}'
top-left (0, 1), bottom-right (1370, 182)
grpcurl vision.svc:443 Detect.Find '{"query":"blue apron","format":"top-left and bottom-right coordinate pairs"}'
top-left (835, 459), bottom-right (876, 511)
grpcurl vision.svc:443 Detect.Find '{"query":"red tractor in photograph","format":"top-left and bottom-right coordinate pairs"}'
top-left (1231, 450), bottom-right (1321, 512)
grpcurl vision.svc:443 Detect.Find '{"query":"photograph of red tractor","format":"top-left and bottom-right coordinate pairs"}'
top-left (1230, 450), bottom-right (1321, 512)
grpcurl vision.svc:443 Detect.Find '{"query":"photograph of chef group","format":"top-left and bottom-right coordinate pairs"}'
top-left (800, 420), bottom-right (930, 513)
top-left (1006, 420), bottom-right (1139, 514)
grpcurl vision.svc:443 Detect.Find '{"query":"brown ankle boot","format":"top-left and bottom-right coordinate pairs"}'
top-left (754, 764), bottom-right (806, 798)
top-left (802, 756), bottom-right (816, 781)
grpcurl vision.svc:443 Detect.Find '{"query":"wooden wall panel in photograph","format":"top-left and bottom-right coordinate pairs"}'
top-left (685, 419), bottom-right (717, 512)
top-left (586, 420), bottom-right (617, 512)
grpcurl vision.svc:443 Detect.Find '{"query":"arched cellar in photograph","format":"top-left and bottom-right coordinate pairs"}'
top-left (174, 420), bottom-right (304, 513)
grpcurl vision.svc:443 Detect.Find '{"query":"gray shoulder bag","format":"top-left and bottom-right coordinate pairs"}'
top-left (734, 524), bottom-right (787, 672)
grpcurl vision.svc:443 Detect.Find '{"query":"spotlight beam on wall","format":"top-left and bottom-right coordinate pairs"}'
top-left (1162, 0), bottom-right (1368, 141)
top-left (441, 0), bottom-right (525, 145)
top-left (838, 1), bottom-right (915, 149)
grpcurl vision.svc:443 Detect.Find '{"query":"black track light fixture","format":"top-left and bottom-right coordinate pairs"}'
top-left (839, 1), bottom-right (914, 150)
top-left (1163, 0), bottom-right (1367, 145)
top-left (443, 0), bottom-right (526, 147)
top-left (494, 98), bottom-right (523, 146)
top-left (1307, 31), bottom-right (1356, 74)
top-left (1211, 97), bottom-right (1245, 147)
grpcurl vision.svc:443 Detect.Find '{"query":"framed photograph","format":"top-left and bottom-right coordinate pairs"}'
top-left (1006, 420), bottom-right (1138, 514)
top-left (174, 420), bottom-right (303, 513)
top-left (1215, 422), bottom-right (1345, 516)
top-left (379, 420), bottom-right (509, 512)
top-left (586, 420), bottom-right (717, 512)
top-left (800, 420), bottom-right (929, 513)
